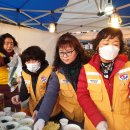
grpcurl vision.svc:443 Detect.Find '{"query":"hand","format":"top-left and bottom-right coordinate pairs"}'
top-left (34, 119), bottom-right (45, 130)
top-left (11, 78), bottom-right (18, 86)
top-left (96, 121), bottom-right (108, 130)
top-left (11, 95), bottom-right (21, 105)
top-left (32, 110), bottom-right (38, 121)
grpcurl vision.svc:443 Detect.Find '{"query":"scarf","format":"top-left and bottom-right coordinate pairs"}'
top-left (61, 55), bottom-right (82, 90)
top-left (100, 61), bottom-right (114, 79)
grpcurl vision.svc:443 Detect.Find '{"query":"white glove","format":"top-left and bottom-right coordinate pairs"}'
top-left (96, 121), bottom-right (108, 130)
top-left (34, 119), bottom-right (45, 130)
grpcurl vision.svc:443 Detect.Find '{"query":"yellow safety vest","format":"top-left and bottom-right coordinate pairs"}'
top-left (84, 62), bottom-right (130, 130)
top-left (56, 71), bottom-right (84, 123)
top-left (0, 52), bottom-right (8, 84)
top-left (22, 66), bottom-right (60, 116)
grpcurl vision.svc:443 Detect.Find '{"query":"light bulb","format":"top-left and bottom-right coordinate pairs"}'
top-left (108, 13), bottom-right (122, 28)
top-left (111, 17), bottom-right (120, 28)
top-left (48, 23), bottom-right (56, 33)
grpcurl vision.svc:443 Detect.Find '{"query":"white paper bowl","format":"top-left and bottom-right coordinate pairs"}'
top-left (0, 111), bottom-right (5, 117)
top-left (18, 118), bottom-right (34, 127)
top-left (16, 126), bottom-right (32, 130)
top-left (4, 121), bottom-right (19, 130)
top-left (0, 116), bottom-right (13, 123)
top-left (12, 112), bottom-right (26, 121)
top-left (64, 124), bottom-right (81, 130)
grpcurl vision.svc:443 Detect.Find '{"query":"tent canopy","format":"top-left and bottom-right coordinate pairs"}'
top-left (0, 0), bottom-right (130, 33)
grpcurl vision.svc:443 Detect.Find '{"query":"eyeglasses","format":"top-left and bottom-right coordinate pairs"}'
top-left (59, 49), bottom-right (75, 57)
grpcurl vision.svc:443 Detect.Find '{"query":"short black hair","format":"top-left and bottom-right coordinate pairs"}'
top-left (21, 46), bottom-right (46, 65)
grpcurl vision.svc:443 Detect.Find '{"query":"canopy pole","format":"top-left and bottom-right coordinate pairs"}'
top-left (0, 14), bottom-right (17, 24)
top-left (21, 0), bottom-right (86, 24)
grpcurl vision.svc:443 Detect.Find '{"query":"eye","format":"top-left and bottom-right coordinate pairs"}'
top-left (113, 41), bottom-right (120, 46)
top-left (113, 44), bottom-right (119, 46)
top-left (59, 52), bottom-right (65, 56)
top-left (59, 52), bottom-right (64, 54)
top-left (101, 40), bottom-right (109, 45)
top-left (66, 51), bottom-right (71, 54)
top-left (103, 43), bottom-right (109, 45)
top-left (10, 43), bottom-right (14, 46)
top-left (102, 39), bottom-right (109, 42)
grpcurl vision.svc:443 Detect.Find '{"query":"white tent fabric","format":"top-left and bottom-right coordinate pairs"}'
top-left (57, 0), bottom-right (130, 32)
top-left (57, 0), bottom-right (103, 33)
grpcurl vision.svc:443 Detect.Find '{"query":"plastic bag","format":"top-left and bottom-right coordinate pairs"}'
top-left (8, 47), bottom-right (22, 92)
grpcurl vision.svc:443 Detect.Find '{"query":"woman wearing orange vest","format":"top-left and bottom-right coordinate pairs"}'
top-left (77, 27), bottom-right (130, 130)
top-left (34, 33), bottom-right (90, 130)
top-left (11, 46), bottom-right (60, 116)
top-left (0, 33), bottom-right (21, 111)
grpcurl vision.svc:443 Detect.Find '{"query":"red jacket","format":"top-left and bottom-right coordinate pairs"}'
top-left (76, 53), bottom-right (128, 127)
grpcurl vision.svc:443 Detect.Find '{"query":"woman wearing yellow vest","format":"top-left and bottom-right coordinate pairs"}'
top-left (34, 33), bottom-right (90, 130)
top-left (11, 46), bottom-right (60, 116)
top-left (0, 33), bottom-right (21, 111)
top-left (77, 27), bottom-right (130, 130)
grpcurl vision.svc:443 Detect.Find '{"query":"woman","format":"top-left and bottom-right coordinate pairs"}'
top-left (11, 46), bottom-right (60, 116)
top-left (77, 27), bottom-right (130, 130)
top-left (34, 33), bottom-right (90, 130)
top-left (0, 33), bottom-right (20, 111)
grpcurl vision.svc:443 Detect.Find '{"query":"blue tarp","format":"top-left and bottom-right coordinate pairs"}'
top-left (0, 0), bottom-right (68, 31)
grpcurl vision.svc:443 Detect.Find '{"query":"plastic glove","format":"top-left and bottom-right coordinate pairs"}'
top-left (96, 121), bottom-right (108, 130)
top-left (11, 95), bottom-right (21, 105)
top-left (32, 110), bottom-right (38, 121)
top-left (34, 119), bottom-right (45, 130)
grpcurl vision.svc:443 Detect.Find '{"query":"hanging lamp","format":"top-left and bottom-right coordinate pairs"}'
top-left (48, 23), bottom-right (56, 33)
top-left (108, 13), bottom-right (122, 28)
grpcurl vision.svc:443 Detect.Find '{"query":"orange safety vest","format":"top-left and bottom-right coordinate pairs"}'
top-left (84, 62), bottom-right (130, 130)
top-left (0, 52), bottom-right (8, 84)
top-left (22, 66), bottom-right (60, 116)
top-left (56, 72), bottom-right (84, 123)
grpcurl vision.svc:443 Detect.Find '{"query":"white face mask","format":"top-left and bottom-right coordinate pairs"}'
top-left (99, 45), bottom-right (119, 60)
top-left (26, 62), bottom-right (41, 73)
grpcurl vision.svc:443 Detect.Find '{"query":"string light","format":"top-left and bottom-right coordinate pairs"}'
top-left (108, 13), bottom-right (122, 28)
